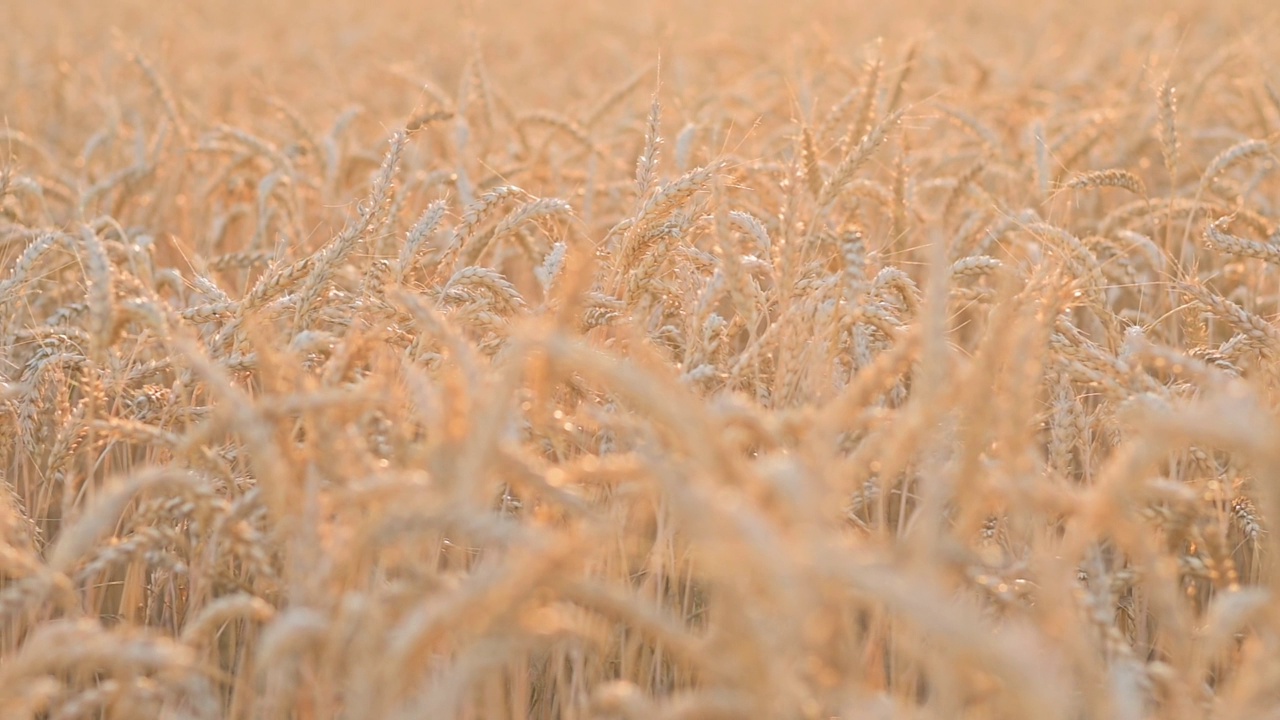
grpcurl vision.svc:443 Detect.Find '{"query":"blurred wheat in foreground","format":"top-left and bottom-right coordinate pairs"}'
top-left (3, 0), bottom-right (1280, 718)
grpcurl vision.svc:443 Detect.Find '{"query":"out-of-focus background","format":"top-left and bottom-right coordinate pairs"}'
top-left (5, 0), bottom-right (1272, 130)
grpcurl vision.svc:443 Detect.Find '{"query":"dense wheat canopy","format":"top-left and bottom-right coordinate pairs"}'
top-left (3, 0), bottom-right (1280, 718)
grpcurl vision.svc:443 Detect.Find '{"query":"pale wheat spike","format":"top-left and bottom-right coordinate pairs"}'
top-left (846, 42), bottom-right (884, 150)
top-left (626, 163), bottom-right (720, 236)
top-left (1157, 81), bottom-right (1180, 181)
top-left (885, 40), bottom-right (918, 114)
top-left (535, 241), bottom-right (567, 295)
top-left (949, 255), bottom-right (1003, 278)
top-left (1199, 139), bottom-right (1270, 192)
top-left (516, 111), bottom-right (600, 156)
top-left (1179, 139), bottom-right (1274, 252)
top-left (456, 197), bottom-right (571, 270)
top-left (581, 64), bottom-right (652, 129)
top-left (819, 108), bottom-right (904, 206)
top-left (396, 200), bottom-right (449, 281)
top-left (726, 210), bottom-right (772, 254)
top-left (1065, 169), bottom-right (1147, 196)
top-left (438, 185), bottom-right (527, 270)
top-left (937, 104), bottom-right (1003, 152)
top-left (636, 93), bottom-right (662, 198)
top-left (1204, 216), bottom-right (1280, 265)
top-left (443, 266), bottom-right (527, 315)
top-left (180, 593), bottom-right (275, 646)
top-left (1180, 282), bottom-right (1280, 357)
top-left (77, 225), bottom-right (115, 357)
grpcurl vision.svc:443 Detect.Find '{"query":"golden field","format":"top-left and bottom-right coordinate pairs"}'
top-left (3, 0), bottom-right (1280, 717)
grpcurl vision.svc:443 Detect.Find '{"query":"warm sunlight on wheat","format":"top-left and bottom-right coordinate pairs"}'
top-left (2, 0), bottom-right (1280, 718)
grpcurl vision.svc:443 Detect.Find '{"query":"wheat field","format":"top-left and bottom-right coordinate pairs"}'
top-left (3, 0), bottom-right (1280, 718)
